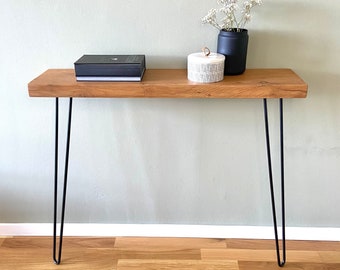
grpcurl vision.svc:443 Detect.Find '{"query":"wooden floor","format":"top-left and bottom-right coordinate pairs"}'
top-left (0, 237), bottom-right (340, 270)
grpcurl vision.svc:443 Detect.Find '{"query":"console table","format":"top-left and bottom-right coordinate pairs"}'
top-left (28, 68), bottom-right (308, 267)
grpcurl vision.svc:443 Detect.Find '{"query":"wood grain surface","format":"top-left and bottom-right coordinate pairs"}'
top-left (0, 237), bottom-right (339, 270)
top-left (28, 69), bottom-right (308, 98)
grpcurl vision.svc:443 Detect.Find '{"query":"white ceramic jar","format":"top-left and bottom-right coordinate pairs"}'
top-left (187, 49), bottom-right (225, 83)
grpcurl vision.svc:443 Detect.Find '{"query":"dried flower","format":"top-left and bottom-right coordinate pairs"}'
top-left (202, 0), bottom-right (262, 32)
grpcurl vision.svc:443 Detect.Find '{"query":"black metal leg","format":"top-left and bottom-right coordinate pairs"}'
top-left (53, 97), bottom-right (73, 265)
top-left (263, 98), bottom-right (286, 267)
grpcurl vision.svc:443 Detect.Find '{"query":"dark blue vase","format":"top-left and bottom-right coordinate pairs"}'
top-left (217, 29), bottom-right (249, 75)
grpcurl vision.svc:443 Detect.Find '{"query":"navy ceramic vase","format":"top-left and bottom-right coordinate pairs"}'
top-left (217, 29), bottom-right (249, 75)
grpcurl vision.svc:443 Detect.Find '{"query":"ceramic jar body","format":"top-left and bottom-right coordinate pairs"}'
top-left (217, 29), bottom-right (249, 75)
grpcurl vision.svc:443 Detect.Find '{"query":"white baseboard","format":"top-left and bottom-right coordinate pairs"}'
top-left (0, 224), bottom-right (339, 241)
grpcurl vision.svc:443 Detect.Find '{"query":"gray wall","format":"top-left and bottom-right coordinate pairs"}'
top-left (1, 0), bottom-right (339, 228)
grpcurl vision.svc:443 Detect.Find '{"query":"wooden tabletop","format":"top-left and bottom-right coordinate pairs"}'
top-left (28, 69), bottom-right (307, 98)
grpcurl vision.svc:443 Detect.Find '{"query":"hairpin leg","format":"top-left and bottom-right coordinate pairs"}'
top-left (263, 98), bottom-right (286, 267)
top-left (53, 97), bottom-right (73, 265)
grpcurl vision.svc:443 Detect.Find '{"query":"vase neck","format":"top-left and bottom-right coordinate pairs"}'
top-left (221, 28), bottom-right (248, 33)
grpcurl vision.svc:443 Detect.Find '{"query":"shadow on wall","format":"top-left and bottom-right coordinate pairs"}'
top-left (146, 55), bottom-right (187, 69)
top-left (247, 29), bottom-right (329, 70)
top-left (0, 175), bottom-right (48, 223)
top-left (247, 0), bottom-right (332, 70)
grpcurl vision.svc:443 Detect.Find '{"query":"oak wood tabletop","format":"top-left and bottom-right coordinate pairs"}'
top-left (28, 69), bottom-right (307, 98)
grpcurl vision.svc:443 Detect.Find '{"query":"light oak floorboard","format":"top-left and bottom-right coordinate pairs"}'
top-left (226, 239), bottom-right (340, 251)
top-left (117, 259), bottom-right (239, 270)
top-left (201, 249), bottom-right (323, 263)
top-left (114, 237), bottom-right (227, 250)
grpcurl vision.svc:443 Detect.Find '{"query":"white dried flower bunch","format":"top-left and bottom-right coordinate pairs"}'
top-left (202, 0), bottom-right (262, 32)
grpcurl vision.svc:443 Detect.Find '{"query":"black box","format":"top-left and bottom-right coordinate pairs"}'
top-left (74, 55), bottom-right (146, 81)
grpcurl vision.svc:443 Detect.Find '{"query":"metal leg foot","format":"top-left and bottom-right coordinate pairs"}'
top-left (263, 98), bottom-right (286, 267)
top-left (53, 97), bottom-right (73, 265)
